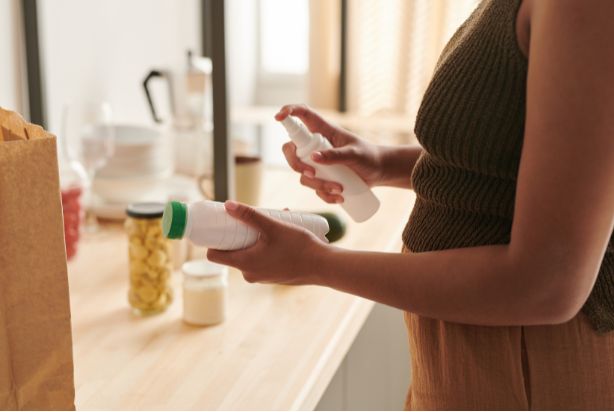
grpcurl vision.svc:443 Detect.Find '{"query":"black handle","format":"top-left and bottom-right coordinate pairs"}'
top-left (142, 69), bottom-right (173, 124)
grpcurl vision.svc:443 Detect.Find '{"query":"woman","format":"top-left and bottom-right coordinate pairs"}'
top-left (208, 0), bottom-right (614, 409)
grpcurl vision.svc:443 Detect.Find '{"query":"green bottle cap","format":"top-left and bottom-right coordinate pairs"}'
top-left (162, 201), bottom-right (187, 239)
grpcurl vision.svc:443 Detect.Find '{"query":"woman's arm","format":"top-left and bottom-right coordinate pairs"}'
top-left (209, 0), bottom-right (614, 327)
top-left (315, 0), bottom-right (614, 326)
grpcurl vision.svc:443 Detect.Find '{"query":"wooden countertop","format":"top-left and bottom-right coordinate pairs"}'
top-left (69, 168), bottom-right (415, 410)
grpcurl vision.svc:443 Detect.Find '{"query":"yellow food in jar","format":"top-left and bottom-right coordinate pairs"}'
top-left (125, 203), bottom-right (173, 316)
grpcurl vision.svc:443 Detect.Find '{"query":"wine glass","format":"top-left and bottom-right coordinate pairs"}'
top-left (62, 101), bottom-right (115, 234)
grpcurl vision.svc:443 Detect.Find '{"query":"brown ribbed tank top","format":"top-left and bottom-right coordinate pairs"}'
top-left (402, 0), bottom-right (614, 332)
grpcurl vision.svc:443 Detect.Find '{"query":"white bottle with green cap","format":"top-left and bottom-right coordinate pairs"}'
top-left (162, 200), bottom-right (330, 250)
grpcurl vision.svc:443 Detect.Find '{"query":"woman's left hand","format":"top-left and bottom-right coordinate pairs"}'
top-left (206, 201), bottom-right (329, 285)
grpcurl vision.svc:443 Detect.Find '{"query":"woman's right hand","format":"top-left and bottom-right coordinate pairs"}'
top-left (276, 104), bottom-right (385, 204)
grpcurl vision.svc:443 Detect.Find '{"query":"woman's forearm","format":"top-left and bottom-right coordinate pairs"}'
top-left (376, 145), bottom-right (423, 189)
top-left (314, 244), bottom-right (572, 326)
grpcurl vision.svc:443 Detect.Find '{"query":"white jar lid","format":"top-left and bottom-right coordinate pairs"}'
top-left (181, 259), bottom-right (228, 279)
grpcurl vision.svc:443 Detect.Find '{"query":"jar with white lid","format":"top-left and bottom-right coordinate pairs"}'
top-left (182, 259), bottom-right (228, 326)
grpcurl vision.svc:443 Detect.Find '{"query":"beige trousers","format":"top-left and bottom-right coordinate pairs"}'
top-left (401, 247), bottom-right (614, 410)
top-left (405, 311), bottom-right (614, 410)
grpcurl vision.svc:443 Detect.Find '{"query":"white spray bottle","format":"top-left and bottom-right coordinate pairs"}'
top-left (280, 116), bottom-right (380, 222)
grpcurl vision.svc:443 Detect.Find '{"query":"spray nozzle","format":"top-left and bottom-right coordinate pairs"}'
top-left (280, 116), bottom-right (313, 147)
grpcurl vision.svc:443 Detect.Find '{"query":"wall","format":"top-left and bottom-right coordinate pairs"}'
top-left (226, 0), bottom-right (258, 149)
top-left (38, 0), bottom-right (200, 135)
top-left (226, 0), bottom-right (257, 110)
top-left (0, 0), bottom-right (26, 114)
top-left (3, 0), bottom-right (257, 138)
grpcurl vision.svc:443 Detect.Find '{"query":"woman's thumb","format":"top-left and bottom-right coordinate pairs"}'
top-left (312, 147), bottom-right (357, 165)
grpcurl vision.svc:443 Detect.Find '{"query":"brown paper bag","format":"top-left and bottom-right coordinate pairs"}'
top-left (0, 108), bottom-right (75, 410)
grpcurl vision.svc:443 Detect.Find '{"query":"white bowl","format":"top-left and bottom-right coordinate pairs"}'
top-left (92, 169), bottom-right (173, 204)
top-left (90, 174), bottom-right (204, 220)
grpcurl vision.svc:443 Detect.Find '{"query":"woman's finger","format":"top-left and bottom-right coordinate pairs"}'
top-left (275, 104), bottom-right (339, 139)
top-left (316, 189), bottom-right (344, 204)
top-left (207, 248), bottom-right (246, 269)
top-left (312, 146), bottom-right (358, 165)
top-left (275, 105), bottom-right (292, 121)
top-left (300, 174), bottom-right (343, 194)
top-left (282, 142), bottom-right (316, 175)
top-left (224, 200), bottom-right (276, 237)
top-left (242, 272), bottom-right (258, 284)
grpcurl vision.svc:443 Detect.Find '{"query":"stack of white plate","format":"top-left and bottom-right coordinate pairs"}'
top-left (97, 124), bottom-right (172, 180)
top-left (91, 124), bottom-right (202, 219)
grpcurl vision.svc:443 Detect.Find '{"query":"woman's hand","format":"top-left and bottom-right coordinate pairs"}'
top-left (276, 104), bottom-right (385, 204)
top-left (206, 201), bottom-right (330, 285)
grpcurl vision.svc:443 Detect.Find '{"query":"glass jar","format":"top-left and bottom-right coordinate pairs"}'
top-left (125, 202), bottom-right (173, 316)
top-left (57, 129), bottom-right (87, 260)
top-left (60, 186), bottom-right (83, 260)
top-left (182, 259), bottom-right (228, 326)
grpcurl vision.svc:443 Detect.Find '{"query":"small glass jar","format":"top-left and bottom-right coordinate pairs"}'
top-left (182, 259), bottom-right (228, 326)
top-left (60, 186), bottom-right (83, 260)
top-left (125, 202), bottom-right (173, 316)
top-left (58, 130), bottom-right (87, 260)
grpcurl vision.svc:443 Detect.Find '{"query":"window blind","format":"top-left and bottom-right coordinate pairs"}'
top-left (346, 0), bottom-right (479, 140)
